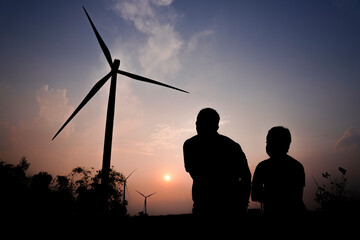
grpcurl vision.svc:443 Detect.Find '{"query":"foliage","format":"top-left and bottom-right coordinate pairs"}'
top-left (0, 157), bottom-right (30, 215)
top-left (0, 157), bottom-right (127, 218)
top-left (314, 167), bottom-right (360, 214)
top-left (92, 169), bottom-right (127, 216)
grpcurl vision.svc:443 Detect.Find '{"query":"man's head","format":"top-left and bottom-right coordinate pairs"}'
top-left (266, 126), bottom-right (291, 157)
top-left (196, 108), bottom-right (220, 136)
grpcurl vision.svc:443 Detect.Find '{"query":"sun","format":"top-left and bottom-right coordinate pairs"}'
top-left (164, 175), bottom-right (171, 182)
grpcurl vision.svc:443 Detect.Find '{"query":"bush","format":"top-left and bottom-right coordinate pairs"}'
top-left (314, 167), bottom-right (360, 215)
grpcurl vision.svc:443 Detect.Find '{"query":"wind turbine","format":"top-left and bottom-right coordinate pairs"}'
top-left (136, 190), bottom-right (157, 215)
top-left (51, 7), bottom-right (188, 206)
top-left (122, 168), bottom-right (137, 205)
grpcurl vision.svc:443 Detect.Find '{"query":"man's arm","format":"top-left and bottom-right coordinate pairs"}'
top-left (295, 163), bottom-right (305, 201)
top-left (183, 140), bottom-right (196, 179)
top-left (251, 164), bottom-right (264, 203)
top-left (236, 145), bottom-right (252, 205)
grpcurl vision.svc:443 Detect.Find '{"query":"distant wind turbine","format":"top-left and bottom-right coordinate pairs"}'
top-left (51, 7), bottom-right (188, 205)
top-left (122, 168), bottom-right (137, 205)
top-left (136, 190), bottom-right (157, 215)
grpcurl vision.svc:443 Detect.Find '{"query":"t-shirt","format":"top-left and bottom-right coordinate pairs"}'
top-left (252, 154), bottom-right (306, 215)
top-left (183, 133), bottom-right (251, 210)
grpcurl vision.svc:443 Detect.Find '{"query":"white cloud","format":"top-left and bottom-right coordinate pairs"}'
top-left (113, 0), bottom-right (155, 34)
top-left (138, 24), bottom-right (183, 78)
top-left (151, 0), bottom-right (173, 6)
top-left (0, 85), bottom-right (77, 172)
top-left (335, 127), bottom-right (360, 150)
top-left (112, 0), bottom-right (183, 79)
top-left (36, 85), bottom-right (74, 130)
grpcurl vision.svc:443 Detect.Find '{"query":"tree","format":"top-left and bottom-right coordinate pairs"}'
top-left (29, 171), bottom-right (53, 215)
top-left (92, 168), bottom-right (127, 216)
top-left (53, 175), bottom-right (75, 214)
top-left (0, 157), bottom-right (127, 218)
top-left (69, 166), bottom-right (127, 217)
top-left (0, 157), bottom-right (30, 216)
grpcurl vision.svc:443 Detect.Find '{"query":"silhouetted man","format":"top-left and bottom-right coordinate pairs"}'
top-left (183, 108), bottom-right (251, 217)
top-left (251, 126), bottom-right (306, 217)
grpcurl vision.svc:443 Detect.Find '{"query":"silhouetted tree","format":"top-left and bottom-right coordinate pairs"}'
top-left (0, 157), bottom-right (31, 216)
top-left (69, 166), bottom-right (99, 215)
top-left (92, 168), bottom-right (127, 216)
top-left (0, 157), bottom-right (127, 218)
top-left (53, 175), bottom-right (75, 214)
top-left (29, 171), bottom-right (53, 215)
top-left (30, 172), bottom-right (52, 192)
top-left (70, 167), bottom-right (93, 197)
top-left (54, 175), bottom-right (73, 193)
top-left (68, 166), bottom-right (127, 217)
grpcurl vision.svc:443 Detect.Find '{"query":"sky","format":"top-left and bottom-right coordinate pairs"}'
top-left (1, 0), bottom-right (360, 215)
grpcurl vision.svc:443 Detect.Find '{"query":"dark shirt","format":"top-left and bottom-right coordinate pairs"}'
top-left (252, 154), bottom-right (306, 215)
top-left (183, 133), bottom-right (251, 215)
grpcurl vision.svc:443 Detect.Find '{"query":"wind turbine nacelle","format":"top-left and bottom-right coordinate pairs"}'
top-left (112, 59), bottom-right (120, 70)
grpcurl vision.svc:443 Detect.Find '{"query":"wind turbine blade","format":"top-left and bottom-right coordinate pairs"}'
top-left (52, 72), bottom-right (112, 140)
top-left (125, 168), bottom-right (137, 181)
top-left (147, 192), bottom-right (157, 198)
top-left (83, 6), bottom-right (113, 67)
top-left (136, 190), bottom-right (146, 198)
top-left (118, 70), bottom-right (189, 94)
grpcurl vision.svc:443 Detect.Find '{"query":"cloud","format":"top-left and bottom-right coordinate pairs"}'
top-left (113, 0), bottom-right (155, 34)
top-left (36, 85), bottom-right (75, 130)
top-left (112, 0), bottom-right (183, 79)
top-left (335, 127), bottom-right (360, 150)
top-left (114, 80), bottom-right (145, 138)
top-left (151, 0), bottom-right (173, 6)
top-left (138, 24), bottom-right (183, 78)
top-left (1, 85), bottom-right (75, 145)
top-left (150, 123), bottom-right (193, 151)
top-left (129, 122), bottom-right (193, 156)
top-left (0, 82), bottom-right (144, 173)
top-left (187, 30), bottom-right (214, 52)
top-left (0, 85), bottom-right (76, 172)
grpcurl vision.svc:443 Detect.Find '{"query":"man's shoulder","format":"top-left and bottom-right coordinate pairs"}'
top-left (217, 134), bottom-right (240, 147)
top-left (183, 135), bottom-right (199, 146)
top-left (258, 155), bottom-right (304, 170)
top-left (286, 155), bottom-right (304, 169)
top-left (256, 158), bottom-right (271, 169)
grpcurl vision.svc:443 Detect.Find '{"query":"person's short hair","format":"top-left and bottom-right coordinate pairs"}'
top-left (196, 108), bottom-right (220, 134)
top-left (196, 108), bottom-right (220, 125)
top-left (267, 126), bottom-right (292, 153)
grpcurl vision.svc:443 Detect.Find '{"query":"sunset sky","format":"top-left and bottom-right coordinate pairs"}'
top-left (1, 0), bottom-right (360, 215)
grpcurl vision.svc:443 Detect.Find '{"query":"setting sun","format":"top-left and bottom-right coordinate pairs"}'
top-left (164, 175), bottom-right (171, 182)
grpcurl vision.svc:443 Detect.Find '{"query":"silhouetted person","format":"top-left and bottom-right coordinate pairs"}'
top-left (252, 126), bottom-right (306, 217)
top-left (183, 108), bottom-right (251, 217)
